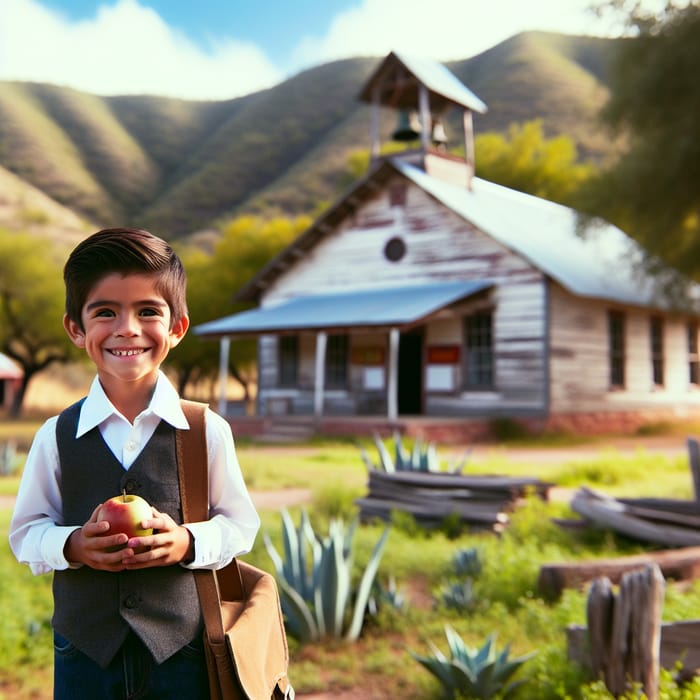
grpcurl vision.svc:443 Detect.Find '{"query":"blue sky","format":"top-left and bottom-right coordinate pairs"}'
top-left (38, 0), bottom-right (358, 65)
top-left (0, 0), bottom-right (671, 100)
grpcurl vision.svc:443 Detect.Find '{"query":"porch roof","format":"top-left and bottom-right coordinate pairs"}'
top-left (195, 280), bottom-right (492, 338)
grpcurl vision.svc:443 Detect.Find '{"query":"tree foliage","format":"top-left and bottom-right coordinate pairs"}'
top-left (340, 121), bottom-right (594, 207)
top-left (581, 2), bottom-right (700, 277)
top-left (474, 120), bottom-right (595, 206)
top-left (0, 229), bottom-right (79, 415)
top-left (169, 215), bottom-right (310, 398)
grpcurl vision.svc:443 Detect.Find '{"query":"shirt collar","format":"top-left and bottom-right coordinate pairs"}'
top-left (76, 370), bottom-right (189, 437)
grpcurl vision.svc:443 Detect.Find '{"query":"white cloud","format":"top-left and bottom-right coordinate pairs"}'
top-left (0, 0), bottom-right (685, 100)
top-left (0, 0), bottom-right (282, 100)
top-left (290, 0), bottom-right (610, 70)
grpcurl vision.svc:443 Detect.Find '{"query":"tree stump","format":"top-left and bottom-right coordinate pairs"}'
top-left (587, 564), bottom-right (665, 699)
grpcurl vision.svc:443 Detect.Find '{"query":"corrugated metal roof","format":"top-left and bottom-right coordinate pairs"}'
top-left (195, 280), bottom-right (491, 337)
top-left (393, 52), bottom-right (488, 114)
top-left (358, 51), bottom-right (487, 114)
top-left (393, 160), bottom-right (696, 310)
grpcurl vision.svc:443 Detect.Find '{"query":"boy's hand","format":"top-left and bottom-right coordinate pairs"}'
top-left (120, 508), bottom-right (194, 569)
top-left (64, 504), bottom-right (136, 571)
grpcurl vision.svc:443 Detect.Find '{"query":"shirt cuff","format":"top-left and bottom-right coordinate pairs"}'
top-left (181, 522), bottom-right (222, 570)
top-left (42, 525), bottom-right (82, 570)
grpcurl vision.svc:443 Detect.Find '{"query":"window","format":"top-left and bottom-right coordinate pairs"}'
top-left (650, 316), bottom-right (664, 386)
top-left (325, 334), bottom-right (348, 388)
top-left (278, 336), bottom-right (298, 387)
top-left (463, 312), bottom-right (494, 388)
top-left (608, 310), bottom-right (625, 389)
top-left (689, 322), bottom-right (699, 386)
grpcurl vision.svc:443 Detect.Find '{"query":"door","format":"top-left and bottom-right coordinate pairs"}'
top-left (398, 332), bottom-right (423, 415)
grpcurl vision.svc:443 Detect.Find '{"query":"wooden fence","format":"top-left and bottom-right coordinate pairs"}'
top-left (565, 564), bottom-right (700, 698)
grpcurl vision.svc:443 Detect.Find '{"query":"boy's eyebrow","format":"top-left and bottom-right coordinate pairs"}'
top-left (85, 298), bottom-right (169, 311)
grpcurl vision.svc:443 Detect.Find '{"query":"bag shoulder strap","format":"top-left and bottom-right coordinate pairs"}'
top-left (176, 400), bottom-right (244, 645)
top-left (177, 399), bottom-right (209, 522)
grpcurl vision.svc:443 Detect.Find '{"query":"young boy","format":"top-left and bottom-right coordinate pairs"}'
top-left (9, 228), bottom-right (260, 699)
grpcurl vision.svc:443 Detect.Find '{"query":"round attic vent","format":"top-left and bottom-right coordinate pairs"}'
top-left (384, 236), bottom-right (406, 262)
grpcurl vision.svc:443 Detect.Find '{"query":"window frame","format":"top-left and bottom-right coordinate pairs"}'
top-left (277, 335), bottom-right (299, 387)
top-left (462, 310), bottom-right (494, 389)
top-left (608, 310), bottom-right (626, 389)
top-left (325, 334), bottom-right (349, 389)
top-left (649, 316), bottom-right (664, 387)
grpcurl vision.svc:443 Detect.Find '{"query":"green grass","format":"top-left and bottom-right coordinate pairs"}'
top-left (3, 436), bottom-right (700, 698)
top-left (0, 510), bottom-right (54, 698)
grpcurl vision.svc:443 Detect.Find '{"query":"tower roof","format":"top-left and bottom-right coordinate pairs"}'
top-left (358, 51), bottom-right (487, 114)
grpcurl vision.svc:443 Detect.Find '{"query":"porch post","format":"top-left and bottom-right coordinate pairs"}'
top-left (418, 84), bottom-right (431, 154)
top-left (314, 331), bottom-right (327, 418)
top-left (387, 327), bottom-right (399, 421)
top-left (217, 336), bottom-right (231, 415)
top-left (370, 85), bottom-right (381, 160)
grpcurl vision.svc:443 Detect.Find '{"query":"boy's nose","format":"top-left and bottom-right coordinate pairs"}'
top-left (115, 314), bottom-right (140, 335)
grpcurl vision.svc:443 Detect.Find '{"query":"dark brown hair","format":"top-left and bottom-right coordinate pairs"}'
top-left (63, 228), bottom-right (187, 329)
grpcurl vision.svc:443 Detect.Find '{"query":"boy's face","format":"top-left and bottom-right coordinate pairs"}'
top-left (63, 272), bottom-right (188, 393)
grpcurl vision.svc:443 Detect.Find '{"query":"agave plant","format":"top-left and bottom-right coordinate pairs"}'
top-left (452, 546), bottom-right (482, 578)
top-left (412, 626), bottom-right (534, 699)
top-left (359, 431), bottom-right (472, 474)
top-left (360, 432), bottom-right (441, 472)
top-left (368, 575), bottom-right (406, 616)
top-left (440, 579), bottom-right (476, 612)
top-left (264, 508), bottom-right (389, 643)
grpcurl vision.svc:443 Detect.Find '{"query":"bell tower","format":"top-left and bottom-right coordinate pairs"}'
top-left (358, 52), bottom-right (487, 189)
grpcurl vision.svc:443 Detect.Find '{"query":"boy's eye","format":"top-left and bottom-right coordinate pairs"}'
top-left (139, 308), bottom-right (161, 317)
top-left (94, 309), bottom-right (115, 317)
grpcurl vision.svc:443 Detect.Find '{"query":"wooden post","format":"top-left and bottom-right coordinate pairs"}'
top-left (314, 331), bottom-right (327, 418)
top-left (586, 564), bottom-right (665, 699)
top-left (217, 336), bottom-right (230, 416)
top-left (687, 436), bottom-right (700, 503)
top-left (387, 327), bottom-right (399, 421)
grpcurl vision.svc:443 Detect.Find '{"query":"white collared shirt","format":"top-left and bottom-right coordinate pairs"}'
top-left (9, 371), bottom-right (260, 575)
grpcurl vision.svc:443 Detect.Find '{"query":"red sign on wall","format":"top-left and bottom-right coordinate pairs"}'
top-left (427, 345), bottom-right (460, 364)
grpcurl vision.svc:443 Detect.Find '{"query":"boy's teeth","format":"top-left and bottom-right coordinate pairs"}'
top-left (112, 349), bottom-right (143, 356)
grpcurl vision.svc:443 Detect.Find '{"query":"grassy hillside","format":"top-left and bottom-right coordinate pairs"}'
top-left (0, 31), bottom-right (624, 239)
top-left (0, 164), bottom-right (91, 248)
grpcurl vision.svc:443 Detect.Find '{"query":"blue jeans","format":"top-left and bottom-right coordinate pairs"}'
top-left (53, 630), bottom-right (210, 700)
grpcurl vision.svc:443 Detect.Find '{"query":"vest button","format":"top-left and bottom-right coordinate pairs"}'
top-left (124, 479), bottom-right (138, 493)
top-left (124, 594), bottom-right (138, 609)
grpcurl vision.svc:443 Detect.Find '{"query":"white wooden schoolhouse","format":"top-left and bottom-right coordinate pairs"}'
top-left (195, 52), bottom-right (700, 441)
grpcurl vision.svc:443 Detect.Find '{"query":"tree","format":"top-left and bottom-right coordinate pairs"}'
top-left (339, 122), bottom-right (594, 208)
top-left (0, 229), bottom-right (80, 416)
top-left (580, 2), bottom-right (700, 277)
top-left (475, 120), bottom-right (595, 206)
top-left (168, 215), bottom-right (310, 398)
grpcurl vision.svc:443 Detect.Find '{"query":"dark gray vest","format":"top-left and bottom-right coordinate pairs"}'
top-left (53, 400), bottom-right (202, 668)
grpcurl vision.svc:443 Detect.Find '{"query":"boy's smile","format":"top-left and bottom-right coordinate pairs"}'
top-left (64, 272), bottom-right (188, 406)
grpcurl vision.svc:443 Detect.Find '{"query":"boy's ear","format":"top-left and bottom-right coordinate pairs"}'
top-left (169, 315), bottom-right (189, 348)
top-left (63, 314), bottom-right (85, 348)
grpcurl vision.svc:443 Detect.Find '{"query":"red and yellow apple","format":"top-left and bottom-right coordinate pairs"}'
top-left (96, 492), bottom-right (153, 552)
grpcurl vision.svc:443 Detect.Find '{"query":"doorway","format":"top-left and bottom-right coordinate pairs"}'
top-left (398, 332), bottom-right (423, 415)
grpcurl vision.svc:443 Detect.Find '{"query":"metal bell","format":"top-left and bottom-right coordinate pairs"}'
top-left (392, 110), bottom-right (421, 142)
top-left (431, 119), bottom-right (448, 146)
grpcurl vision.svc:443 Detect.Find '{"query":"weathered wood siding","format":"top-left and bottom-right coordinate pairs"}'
top-left (256, 175), bottom-right (550, 417)
top-left (549, 282), bottom-right (700, 414)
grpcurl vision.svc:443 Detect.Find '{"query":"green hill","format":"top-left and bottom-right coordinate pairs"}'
top-left (0, 31), bottom-right (622, 239)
